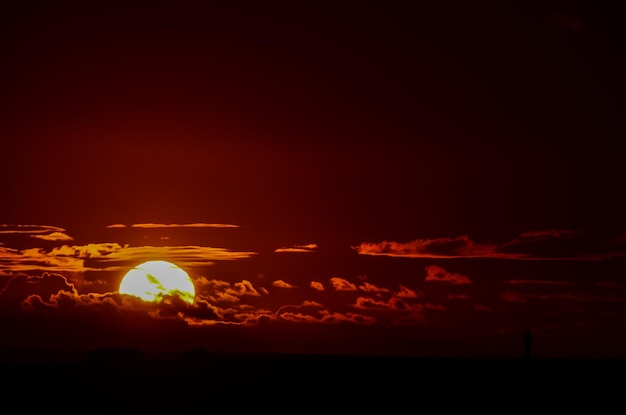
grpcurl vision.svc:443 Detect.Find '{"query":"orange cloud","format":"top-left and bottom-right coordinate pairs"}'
top-left (0, 224), bottom-right (73, 242)
top-left (0, 242), bottom-right (257, 273)
top-left (0, 246), bottom-right (92, 273)
top-left (93, 245), bottom-right (256, 266)
top-left (272, 280), bottom-right (296, 288)
top-left (108, 223), bottom-right (239, 229)
top-left (310, 281), bottom-right (324, 291)
top-left (330, 277), bottom-right (357, 291)
top-left (274, 243), bottom-right (318, 253)
top-left (31, 232), bottom-right (74, 242)
top-left (424, 265), bottom-right (472, 284)
top-left (0, 224), bottom-right (66, 235)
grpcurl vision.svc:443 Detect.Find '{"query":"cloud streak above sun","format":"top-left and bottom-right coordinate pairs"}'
top-left (0, 243), bottom-right (256, 273)
top-left (0, 224), bottom-right (73, 241)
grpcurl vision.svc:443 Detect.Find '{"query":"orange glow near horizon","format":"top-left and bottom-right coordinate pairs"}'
top-left (119, 260), bottom-right (195, 304)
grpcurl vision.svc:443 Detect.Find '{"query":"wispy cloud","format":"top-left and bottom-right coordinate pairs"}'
top-left (0, 246), bottom-right (92, 273)
top-left (424, 265), bottom-right (472, 284)
top-left (0, 243), bottom-right (256, 273)
top-left (0, 224), bottom-right (66, 234)
top-left (274, 243), bottom-right (318, 253)
top-left (353, 230), bottom-right (624, 260)
top-left (92, 245), bottom-right (256, 266)
top-left (500, 290), bottom-right (626, 303)
top-left (31, 232), bottom-right (74, 242)
top-left (0, 224), bottom-right (73, 241)
top-left (505, 279), bottom-right (574, 286)
top-left (108, 223), bottom-right (239, 229)
top-left (276, 302), bottom-right (376, 325)
top-left (310, 281), bottom-right (324, 291)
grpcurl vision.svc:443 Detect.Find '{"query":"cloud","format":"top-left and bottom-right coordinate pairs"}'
top-left (0, 246), bottom-right (92, 273)
top-left (424, 265), bottom-right (472, 284)
top-left (517, 229), bottom-right (578, 239)
top-left (500, 290), bottom-right (626, 304)
top-left (272, 280), bottom-right (296, 288)
top-left (276, 302), bottom-right (376, 325)
top-left (396, 285), bottom-right (420, 298)
top-left (353, 230), bottom-right (623, 260)
top-left (330, 277), bottom-right (358, 291)
top-left (500, 291), bottom-right (528, 303)
top-left (357, 282), bottom-right (391, 293)
top-left (31, 232), bottom-right (74, 241)
top-left (505, 279), bottom-right (574, 286)
top-left (448, 294), bottom-right (471, 300)
top-left (92, 245), bottom-right (256, 266)
top-left (353, 235), bottom-right (505, 259)
top-left (353, 296), bottom-right (427, 325)
top-left (108, 223), bottom-right (240, 229)
top-left (0, 273), bottom-right (77, 310)
top-left (0, 243), bottom-right (257, 273)
top-left (0, 224), bottom-right (66, 234)
top-left (0, 224), bottom-right (73, 241)
top-left (354, 296), bottom-right (404, 311)
top-left (274, 243), bottom-right (318, 253)
top-left (310, 281), bottom-right (324, 291)
top-left (199, 279), bottom-right (263, 303)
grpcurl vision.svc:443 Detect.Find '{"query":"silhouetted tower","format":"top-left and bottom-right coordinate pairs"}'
top-left (523, 329), bottom-right (533, 359)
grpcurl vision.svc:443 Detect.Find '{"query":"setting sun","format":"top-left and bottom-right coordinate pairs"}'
top-left (119, 260), bottom-right (195, 304)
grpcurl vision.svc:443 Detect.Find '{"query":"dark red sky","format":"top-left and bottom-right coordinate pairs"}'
top-left (1, 0), bottom-right (626, 359)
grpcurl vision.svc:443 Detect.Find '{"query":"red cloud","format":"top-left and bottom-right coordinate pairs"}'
top-left (310, 281), bottom-right (324, 291)
top-left (396, 285), bottom-right (420, 298)
top-left (330, 277), bottom-right (357, 291)
top-left (353, 235), bottom-right (506, 258)
top-left (424, 265), bottom-right (472, 284)
top-left (353, 229), bottom-right (620, 260)
top-left (357, 282), bottom-right (390, 293)
top-left (500, 291), bottom-right (528, 303)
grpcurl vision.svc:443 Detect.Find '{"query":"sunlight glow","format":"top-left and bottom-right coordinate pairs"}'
top-left (119, 260), bottom-right (195, 304)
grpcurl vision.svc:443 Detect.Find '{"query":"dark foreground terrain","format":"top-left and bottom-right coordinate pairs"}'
top-left (1, 349), bottom-right (624, 411)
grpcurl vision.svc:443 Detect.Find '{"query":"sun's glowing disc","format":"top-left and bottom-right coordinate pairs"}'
top-left (119, 260), bottom-right (195, 304)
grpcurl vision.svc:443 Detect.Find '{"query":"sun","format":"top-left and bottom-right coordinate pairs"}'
top-left (119, 260), bottom-right (195, 304)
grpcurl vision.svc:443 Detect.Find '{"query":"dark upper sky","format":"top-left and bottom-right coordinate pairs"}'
top-left (1, 0), bottom-right (626, 358)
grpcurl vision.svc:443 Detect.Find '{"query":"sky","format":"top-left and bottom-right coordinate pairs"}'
top-left (1, 0), bottom-right (626, 359)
